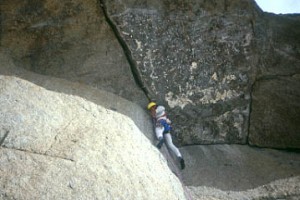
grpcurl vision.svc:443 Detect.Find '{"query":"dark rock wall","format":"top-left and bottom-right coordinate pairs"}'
top-left (1, 0), bottom-right (300, 148)
top-left (249, 14), bottom-right (300, 149)
top-left (102, 0), bottom-right (261, 145)
top-left (102, 0), bottom-right (300, 148)
top-left (249, 76), bottom-right (300, 149)
top-left (0, 0), bottom-right (147, 104)
top-left (256, 14), bottom-right (300, 77)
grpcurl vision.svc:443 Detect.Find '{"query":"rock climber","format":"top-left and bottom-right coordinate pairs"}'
top-left (147, 102), bottom-right (185, 170)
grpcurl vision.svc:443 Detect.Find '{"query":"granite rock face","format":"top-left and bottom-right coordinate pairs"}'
top-left (0, 65), bottom-right (186, 200)
top-left (100, 0), bottom-right (300, 147)
top-left (1, 1), bottom-right (300, 198)
top-left (1, 52), bottom-right (299, 200)
top-left (100, 0), bottom-right (300, 148)
top-left (248, 14), bottom-right (300, 149)
top-left (1, 0), bottom-right (300, 147)
top-left (102, 0), bottom-right (259, 145)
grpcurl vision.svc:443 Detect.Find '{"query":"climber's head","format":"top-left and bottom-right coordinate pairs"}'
top-left (147, 102), bottom-right (157, 118)
top-left (147, 102), bottom-right (157, 110)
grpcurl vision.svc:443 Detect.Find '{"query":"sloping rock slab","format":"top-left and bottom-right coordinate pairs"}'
top-left (0, 74), bottom-right (186, 199)
top-left (180, 144), bottom-right (300, 191)
top-left (188, 176), bottom-right (300, 200)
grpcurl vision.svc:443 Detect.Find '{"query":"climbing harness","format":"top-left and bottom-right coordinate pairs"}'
top-left (157, 118), bottom-right (172, 134)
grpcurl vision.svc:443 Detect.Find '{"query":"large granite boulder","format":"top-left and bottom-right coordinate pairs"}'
top-left (0, 64), bottom-right (186, 199)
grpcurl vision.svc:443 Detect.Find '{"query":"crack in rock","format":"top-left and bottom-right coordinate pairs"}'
top-left (1, 146), bottom-right (75, 162)
top-left (99, 0), bottom-right (154, 101)
top-left (0, 130), bottom-right (9, 146)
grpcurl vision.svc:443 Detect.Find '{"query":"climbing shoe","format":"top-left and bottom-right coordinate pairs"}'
top-left (180, 158), bottom-right (185, 170)
top-left (156, 138), bottom-right (164, 149)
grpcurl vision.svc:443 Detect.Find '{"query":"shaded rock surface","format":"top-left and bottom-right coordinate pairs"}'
top-left (249, 76), bottom-right (300, 149)
top-left (0, 62), bottom-right (186, 200)
top-left (247, 13), bottom-right (300, 149)
top-left (0, 0), bottom-right (147, 105)
top-left (181, 145), bottom-right (300, 191)
top-left (188, 176), bottom-right (300, 200)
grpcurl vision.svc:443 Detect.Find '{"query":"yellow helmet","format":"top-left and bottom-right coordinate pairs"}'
top-left (147, 102), bottom-right (157, 110)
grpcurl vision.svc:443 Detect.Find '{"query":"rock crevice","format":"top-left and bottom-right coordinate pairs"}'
top-left (0, 130), bottom-right (9, 146)
top-left (1, 146), bottom-right (76, 162)
top-left (99, 0), bottom-right (153, 101)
